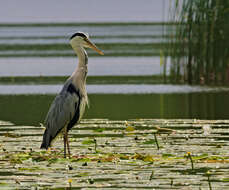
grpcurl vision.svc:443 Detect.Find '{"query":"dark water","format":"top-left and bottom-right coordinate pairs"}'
top-left (1, 92), bottom-right (229, 125)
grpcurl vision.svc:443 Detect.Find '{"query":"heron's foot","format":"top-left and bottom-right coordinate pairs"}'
top-left (64, 145), bottom-right (66, 158)
top-left (63, 128), bottom-right (71, 158)
top-left (67, 151), bottom-right (71, 159)
top-left (67, 140), bottom-right (71, 158)
top-left (63, 149), bottom-right (71, 158)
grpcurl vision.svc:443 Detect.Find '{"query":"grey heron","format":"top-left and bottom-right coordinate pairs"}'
top-left (40, 32), bottom-right (104, 158)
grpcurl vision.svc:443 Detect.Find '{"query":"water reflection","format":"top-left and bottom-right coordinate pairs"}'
top-left (1, 93), bottom-right (229, 125)
top-left (0, 57), bottom-right (163, 76)
top-left (1, 84), bottom-right (229, 94)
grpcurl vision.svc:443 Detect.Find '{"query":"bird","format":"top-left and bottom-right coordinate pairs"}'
top-left (40, 32), bottom-right (104, 158)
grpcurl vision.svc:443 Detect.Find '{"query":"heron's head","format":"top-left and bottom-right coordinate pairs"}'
top-left (70, 32), bottom-right (104, 55)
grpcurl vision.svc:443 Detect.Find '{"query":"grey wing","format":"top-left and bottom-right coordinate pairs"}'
top-left (40, 91), bottom-right (80, 149)
top-left (45, 91), bottom-right (80, 134)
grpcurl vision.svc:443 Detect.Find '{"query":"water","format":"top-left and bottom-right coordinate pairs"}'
top-left (0, 25), bottom-right (168, 39)
top-left (0, 84), bottom-right (229, 95)
top-left (0, 6), bottom-right (228, 189)
top-left (0, 22), bottom-right (228, 132)
top-left (1, 3), bottom-right (228, 189)
top-left (0, 57), bottom-right (165, 76)
top-left (0, 23), bottom-right (173, 57)
top-left (0, 23), bottom-right (171, 77)
top-left (1, 91), bottom-right (229, 125)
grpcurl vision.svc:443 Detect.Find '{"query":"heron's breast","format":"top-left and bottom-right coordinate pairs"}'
top-left (79, 96), bottom-right (87, 120)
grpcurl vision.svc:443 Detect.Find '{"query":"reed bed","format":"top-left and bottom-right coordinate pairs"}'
top-left (167, 0), bottom-right (229, 85)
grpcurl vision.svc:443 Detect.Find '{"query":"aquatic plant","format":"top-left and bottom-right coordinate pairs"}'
top-left (185, 152), bottom-right (194, 170)
top-left (206, 171), bottom-right (212, 190)
top-left (1, 119), bottom-right (229, 189)
top-left (153, 133), bottom-right (160, 150)
top-left (167, 0), bottom-right (229, 85)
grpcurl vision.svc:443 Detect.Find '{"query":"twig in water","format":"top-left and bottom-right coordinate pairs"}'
top-left (206, 171), bottom-right (212, 190)
top-left (149, 170), bottom-right (154, 180)
top-left (153, 133), bottom-right (160, 150)
top-left (170, 178), bottom-right (173, 186)
top-left (187, 152), bottom-right (194, 170)
top-left (94, 138), bottom-right (97, 152)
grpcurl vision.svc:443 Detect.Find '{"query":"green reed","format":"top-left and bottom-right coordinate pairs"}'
top-left (166, 0), bottom-right (229, 85)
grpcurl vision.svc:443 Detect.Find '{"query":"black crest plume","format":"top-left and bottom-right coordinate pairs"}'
top-left (70, 32), bottom-right (87, 40)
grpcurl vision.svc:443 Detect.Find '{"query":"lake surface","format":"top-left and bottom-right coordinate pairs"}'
top-left (0, 23), bottom-right (171, 77)
top-left (1, 91), bottom-right (229, 125)
top-left (0, 22), bottom-right (228, 125)
top-left (1, 5), bottom-right (228, 189)
top-left (0, 23), bottom-right (172, 57)
top-left (0, 84), bottom-right (229, 95)
top-left (1, 84), bottom-right (229, 125)
top-left (0, 57), bottom-right (166, 76)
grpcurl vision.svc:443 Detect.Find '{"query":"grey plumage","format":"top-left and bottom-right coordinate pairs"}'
top-left (40, 79), bottom-right (81, 149)
top-left (40, 32), bottom-right (103, 157)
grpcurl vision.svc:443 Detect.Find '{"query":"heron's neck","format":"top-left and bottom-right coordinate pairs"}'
top-left (71, 46), bottom-right (88, 89)
top-left (73, 45), bottom-right (88, 68)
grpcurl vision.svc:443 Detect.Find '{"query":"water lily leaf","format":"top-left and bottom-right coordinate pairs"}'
top-left (3, 132), bottom-right (20, 138)
top-left (192, 153), bottom-right (208, 160)
top-left (82, 139), bottom-right (95, 145)
top-left (162, 153), bottom-right (174, 158)
top-left (222, 178), bottom-right (229, 182)
top-left (119, 154), bottom-right (130, 160)
top-left (0, 182), bottom-right (8, 186)
top-left (94, 128), bottom-right (105, 133)
top-left (78, 172), bottom-right (89, 177)
top-left (132, 153), bottom-right (145, 160)
top-left (143, 155), bottom-right (154, 162)
top-left (104, 156), bottom-right (117, 162)
top-left (48, 158), bottom-right (58, 164)
top-left (126, 126), bottom-right (135, 132)
top-left (143, 139), bottom-right (156, 144)
top-left (132, 153), bottom-right (154, 163)
top-left (18, 166), bottom-right (40, 172)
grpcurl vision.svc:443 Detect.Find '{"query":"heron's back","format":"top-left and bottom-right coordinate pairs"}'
top-left (40, 80), bottom-right (86, 149)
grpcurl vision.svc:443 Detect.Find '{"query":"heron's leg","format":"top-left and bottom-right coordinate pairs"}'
top-left (66, 132), bottom-right (71, 158)
top-left (63, 129), bottom-right (67, 158)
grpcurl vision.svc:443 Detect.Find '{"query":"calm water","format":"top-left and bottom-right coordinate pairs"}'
top-left (0, 23), bottom-right (228, 124)
top-left (0, 84), bottom-right (229, 94)
top-left (0, 23), bottom-right (173, 57)
top-left (1, 91), bottom-right (229, 125)
top-left (0, 57), bottom-right (167, 76)
top-left (0, 23), bottom-right (172, 76)
top-left (2, 4), bottom-right (229, 189)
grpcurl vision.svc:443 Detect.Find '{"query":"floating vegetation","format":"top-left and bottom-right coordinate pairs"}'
top-left (0, 119), bottom-right (229, 189)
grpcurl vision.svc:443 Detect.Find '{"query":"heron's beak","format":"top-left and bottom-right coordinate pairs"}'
top-left (85, 38), bottom-right (104, 55)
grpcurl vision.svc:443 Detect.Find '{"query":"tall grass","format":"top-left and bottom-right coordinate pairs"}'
top-left (167, 0), bottom-right (229, 85)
